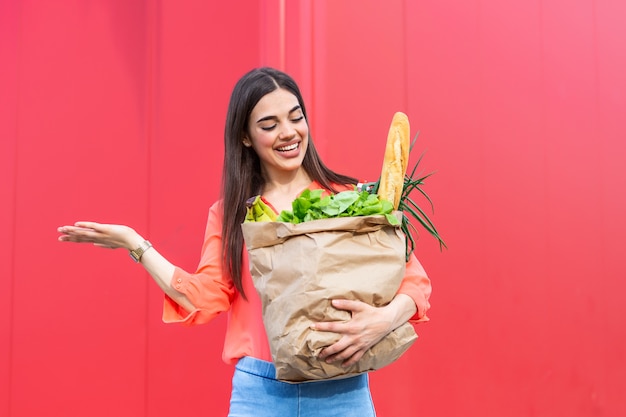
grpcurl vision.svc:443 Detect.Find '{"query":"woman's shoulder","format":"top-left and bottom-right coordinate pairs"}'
top-left (207, 199), bottom-right (226, 222)
top-left (209, 199), bottom-right (224, 211)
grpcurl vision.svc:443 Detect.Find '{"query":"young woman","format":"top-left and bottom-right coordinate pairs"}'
top-left (58, 67), bottom-right (432, 416)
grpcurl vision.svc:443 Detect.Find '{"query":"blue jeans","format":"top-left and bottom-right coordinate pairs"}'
top-left (228, 357), bottom-right (377, 417)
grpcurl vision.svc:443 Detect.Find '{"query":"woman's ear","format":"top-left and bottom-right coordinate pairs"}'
top-left (242, 137), bottom-right (252, 147)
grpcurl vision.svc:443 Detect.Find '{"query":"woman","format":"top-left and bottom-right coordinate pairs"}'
top-left (58, 67), bottom-right (432, 416)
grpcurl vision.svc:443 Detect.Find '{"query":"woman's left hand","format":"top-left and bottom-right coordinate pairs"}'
top-left (312, 294), bottom-right (416, 367)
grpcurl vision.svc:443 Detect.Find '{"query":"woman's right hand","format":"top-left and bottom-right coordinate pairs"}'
top-left (57, 222), bottom-right (143, 250)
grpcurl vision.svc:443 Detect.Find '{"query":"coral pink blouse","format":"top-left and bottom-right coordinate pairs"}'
top-left (162, 182), bottom-right (432, 365)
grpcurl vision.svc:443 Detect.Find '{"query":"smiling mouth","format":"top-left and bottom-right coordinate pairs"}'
top-left (277, 143), bottom-right (299, 152)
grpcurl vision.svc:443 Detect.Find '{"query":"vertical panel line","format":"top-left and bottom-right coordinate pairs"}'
top-left (538, 0), bottom-right (550, 256)
top-left (259, 0), bottom-right (265, 64)
top-left (590, 0), bottom-right (605, 275)
top-left (144, 0), bottom-right (157, 415)
top-left (8, 3), bottom-right (23, 416)
top-left (309, 0), bottom-right (315, 122)
top-left (279, 0), bottom-right (286, 70)
top-left (402, 0), bottom-right (408, 112)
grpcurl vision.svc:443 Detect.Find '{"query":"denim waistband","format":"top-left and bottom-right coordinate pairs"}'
top-left (230, 356), bottom-right (376, 416)
top-left (235, 356), bottom-right (278, 380)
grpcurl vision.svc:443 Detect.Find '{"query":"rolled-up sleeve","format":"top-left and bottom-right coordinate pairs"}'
top-left (398, 253), bottom-right (432, 323)
top-left (162, 201), bottom-right (237, 325)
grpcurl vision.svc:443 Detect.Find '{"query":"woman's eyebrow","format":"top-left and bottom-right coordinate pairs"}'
top-left (256, 105), bottom-right (302, 123)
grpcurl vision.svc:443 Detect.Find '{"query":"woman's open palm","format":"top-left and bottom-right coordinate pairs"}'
top-left (58, 222), bottom-right (137, 250)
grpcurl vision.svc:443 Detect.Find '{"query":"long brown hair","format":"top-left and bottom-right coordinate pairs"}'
top-left (221, 67), bottom-right (357, 297)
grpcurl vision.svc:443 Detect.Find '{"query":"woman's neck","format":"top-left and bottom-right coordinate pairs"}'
top-left (262, 169), bottom-right (312, 213)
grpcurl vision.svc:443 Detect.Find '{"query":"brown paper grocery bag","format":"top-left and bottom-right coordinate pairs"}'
top-left (241, 213), bottom-right (417, 383)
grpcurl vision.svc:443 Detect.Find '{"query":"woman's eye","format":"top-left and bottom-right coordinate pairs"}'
top-left (261, 124), bottom-right (276, 131)
top-left (291, 116), bottom-right (304, 123)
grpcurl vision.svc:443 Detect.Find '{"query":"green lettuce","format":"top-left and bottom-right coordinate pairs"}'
top-left (276, 188), bottom-right (399, 225)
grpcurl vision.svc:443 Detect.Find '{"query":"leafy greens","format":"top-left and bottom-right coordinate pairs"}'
top-left (276, 188), bottom-right (400, 225)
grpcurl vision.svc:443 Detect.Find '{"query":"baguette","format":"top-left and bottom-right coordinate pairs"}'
top-left (377, 112), bottom-right (410, 210)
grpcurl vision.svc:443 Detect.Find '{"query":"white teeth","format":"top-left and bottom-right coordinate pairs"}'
top-left (278, 143), bottom-right (298, 152)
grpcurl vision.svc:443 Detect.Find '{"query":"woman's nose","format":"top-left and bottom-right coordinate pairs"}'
top-left (278, 123), bottom-right (296, 139)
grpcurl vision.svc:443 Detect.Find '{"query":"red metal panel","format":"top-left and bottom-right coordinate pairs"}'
top-left (0, 2), bottom-right (19, 415)
top-left (145, 1), bottom-right (262, 416)
top-left (400, 2), bottom-right (486, 415)
top-left (593, 2), bottom-right (626, 410)
top-left (259, 0), bottom-right (285, 68)
top-left (407, 0), bottom-right (625, 415)
top-left (406, 1), bottom-right (548, 415)
top-left (310, 0), bottom-right (408, 183)
top-left (10, 2), bottom-right (150, 415)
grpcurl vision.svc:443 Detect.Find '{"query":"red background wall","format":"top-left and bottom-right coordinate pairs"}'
top-left (2, 1), bottom-right (625, 416)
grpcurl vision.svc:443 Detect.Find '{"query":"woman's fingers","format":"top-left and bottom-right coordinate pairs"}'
top-left (57, 223), bottom-right (135, 249)
top-left (57, 225), bottom-right (97, 242)
top-left (329, 298), bottom-right (365, 313)
top-left (319, 341), bottom-right (364, 367)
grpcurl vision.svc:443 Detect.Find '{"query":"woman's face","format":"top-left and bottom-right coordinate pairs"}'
top-left (244, 88), bottom-right (309, 180)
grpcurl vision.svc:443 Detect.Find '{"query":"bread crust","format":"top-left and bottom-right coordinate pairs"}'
top-left (377, 112), bottom-right (410, 209)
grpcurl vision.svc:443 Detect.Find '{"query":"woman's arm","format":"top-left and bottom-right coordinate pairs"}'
top-left (57, 222), bottom-right (195, 313)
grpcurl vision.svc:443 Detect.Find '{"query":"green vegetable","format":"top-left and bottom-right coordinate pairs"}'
top-left (276, 188), bottom-right (399, 225)
top-left (244, 135), bottom-right (445, 260)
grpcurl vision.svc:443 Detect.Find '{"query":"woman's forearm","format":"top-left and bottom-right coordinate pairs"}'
top-left (136, 246), bottom-right (195, 313)
top-left (124, 232), bottom-right (195, 313)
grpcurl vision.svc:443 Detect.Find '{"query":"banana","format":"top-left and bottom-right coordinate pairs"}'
top-left (245, 195), bottom-right (278, 222)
